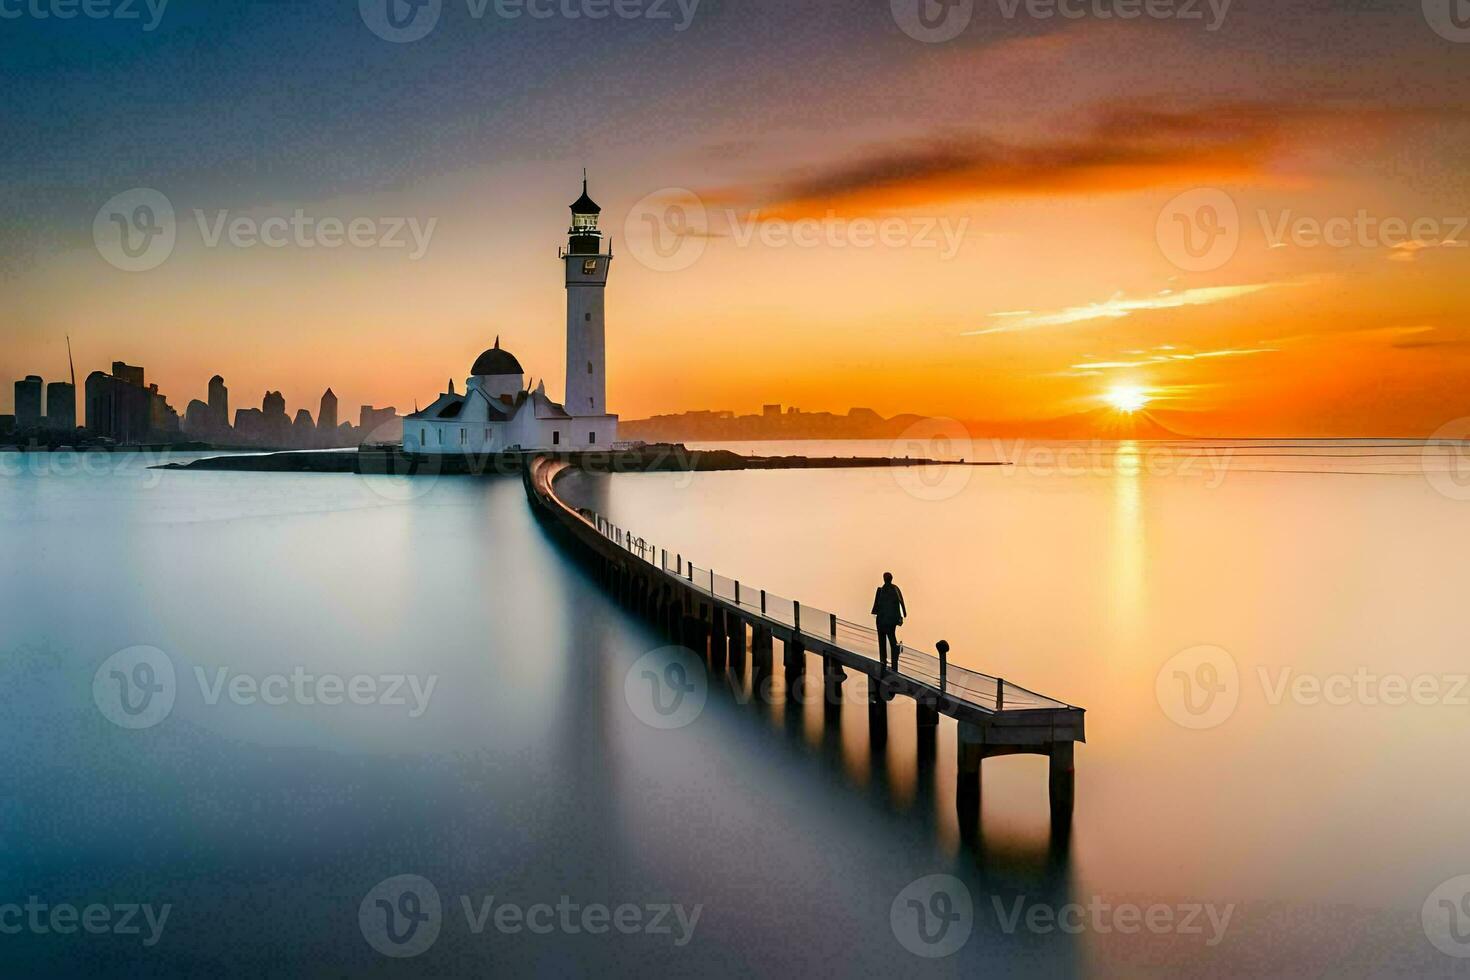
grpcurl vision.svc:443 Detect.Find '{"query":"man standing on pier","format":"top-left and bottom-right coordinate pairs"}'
top-left (872, 572), bottom-right (907, 672)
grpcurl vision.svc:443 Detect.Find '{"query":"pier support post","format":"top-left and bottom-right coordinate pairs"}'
top-left (1048, 741), bottom-right (1075, 820)
top-left (682, 603), bottom-right (707, 656)
top-left (729, 615), bottom-right (747, 672)
top-left (750, 626), bottom-right (773, 709)
top-left (866, 673), bottom-right (887, 743)
top-left (709, 606), bottom-right (728, 673)
top-left (783, 637), bottom-right (804, 677)
top-left (956, 721), bottom-right (984, 815)
top-left (822, 655), bottom-right (846, 707)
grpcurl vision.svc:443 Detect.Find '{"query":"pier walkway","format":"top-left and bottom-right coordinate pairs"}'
top-left (524, 456), bottom-right (1086, 819)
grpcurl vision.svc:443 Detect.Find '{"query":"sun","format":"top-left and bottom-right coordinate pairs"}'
top-left (1104, 385), bottom-right (1151, 413)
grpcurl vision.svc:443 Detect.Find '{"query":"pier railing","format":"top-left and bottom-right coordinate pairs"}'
top-left (593, 513), bottom-right (1070, 713)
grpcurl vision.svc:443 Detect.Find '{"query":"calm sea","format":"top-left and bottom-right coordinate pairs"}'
top-left (3, 440), bottom-right (1469, 977)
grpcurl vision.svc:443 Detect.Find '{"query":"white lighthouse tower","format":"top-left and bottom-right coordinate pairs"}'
top-left (563, 175), bottom-right (612, 423)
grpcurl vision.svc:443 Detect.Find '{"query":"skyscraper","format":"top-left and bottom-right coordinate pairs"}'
top-left (318, 388), bottom-right (338, 447)
top-left (262, 390), bottom-right (290, 446)
top-left (208, 375), bottom-right (228, 431)
top-left (46, 381), bottom-right (75, 431)
top-left (112, 362), bottom-right (144, 387)
top-left (86, 370), bottom-right (149, 443)
top-left (319, 388), bottom-right (338, 432)
top-left (14, 376), bottom-right (42, 430)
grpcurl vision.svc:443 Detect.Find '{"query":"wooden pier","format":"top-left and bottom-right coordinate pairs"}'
top-left (523, 456), bottom-right (1086, 821)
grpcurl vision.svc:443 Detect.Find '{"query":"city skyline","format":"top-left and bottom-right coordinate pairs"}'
top-left (3, 3), bottom-right (1468, 436)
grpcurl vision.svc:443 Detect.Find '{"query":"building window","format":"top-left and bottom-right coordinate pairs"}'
top-left (460, 428), bottom-right (466, 445)
top-left (437, 428), bottom-right (443, 445)
top-left (585, 313), bottom-right (591, 322)
top-left (587, 362), bottom-right (593, 374)
top-left (553, 431), bottom-right (561, 446)
top-left (589, 432), bottom-right (596, 445)
top-left (421, 428), bottom-right (427, 443)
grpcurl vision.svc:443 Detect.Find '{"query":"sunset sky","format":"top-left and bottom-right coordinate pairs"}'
top-left (3, 0), bottom-right (1468, 436)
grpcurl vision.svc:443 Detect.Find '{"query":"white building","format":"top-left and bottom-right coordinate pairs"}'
top-left (403, 179), bottom-right (620, 454)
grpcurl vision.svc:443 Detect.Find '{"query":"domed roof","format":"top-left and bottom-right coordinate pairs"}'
top-left (471, 337), bottom-right (523, 377)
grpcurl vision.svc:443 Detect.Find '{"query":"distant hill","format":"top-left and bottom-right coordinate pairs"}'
top-left (963, 408), bottom-right (1189, 441)
top-left (621, 406), bottom-right (1197, 443)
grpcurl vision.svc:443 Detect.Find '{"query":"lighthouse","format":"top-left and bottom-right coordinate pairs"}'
top-left (563, 175), bottom-right (610, 419)
top-left (401, 176), bottom-right (618, 455)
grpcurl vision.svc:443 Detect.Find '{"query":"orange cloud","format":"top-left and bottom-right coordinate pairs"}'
top-left (705, 101), bottom-right (1469, 220)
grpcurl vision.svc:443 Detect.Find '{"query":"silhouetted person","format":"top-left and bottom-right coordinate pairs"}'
top-left (872, 572), bottom-right (907, 672)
